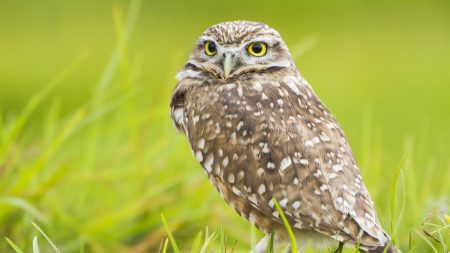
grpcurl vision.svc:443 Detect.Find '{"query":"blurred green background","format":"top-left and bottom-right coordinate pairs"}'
top-left (0, 0), bottom-right (449, 252)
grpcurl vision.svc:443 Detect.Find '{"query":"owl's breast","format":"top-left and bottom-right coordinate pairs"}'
top-left (181, 84), bottom-right (246, 156)
top-left (184, 81), bottom-right (268, 144)
top-left (183, 79), bottom-right (310, 177)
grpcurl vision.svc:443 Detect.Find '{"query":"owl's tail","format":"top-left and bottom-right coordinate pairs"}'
top-left (367, 243), bottom-right (399, 253)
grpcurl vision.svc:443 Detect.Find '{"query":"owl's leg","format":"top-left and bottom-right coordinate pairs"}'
top-left (282, 244), bottom-right (292, 253)
top-left (251, 235), bottom-right (269, 253)
top-left (333, 242), bottom-right (344, 253)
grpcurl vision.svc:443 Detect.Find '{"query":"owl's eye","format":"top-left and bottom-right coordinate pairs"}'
top-left (204, 41), bottom-right (217, 56)
top-left (247, 42), bottom-right (267, 57)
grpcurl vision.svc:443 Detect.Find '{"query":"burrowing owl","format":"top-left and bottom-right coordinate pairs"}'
top-left (170, 21), bottom-right (397, 253)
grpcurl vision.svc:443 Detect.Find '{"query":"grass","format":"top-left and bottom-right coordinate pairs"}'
top-left (160, 214), bottom-right (180, 253)
top-left (273, 198), bottom-right (298, 253)
top-left (0, 0), bottom-right (449, 252)
top-left (5, 222), bottom-right (60, 253)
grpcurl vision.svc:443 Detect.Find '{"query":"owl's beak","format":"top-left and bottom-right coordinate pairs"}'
top-left (223, 53), bottom-right (233, 78)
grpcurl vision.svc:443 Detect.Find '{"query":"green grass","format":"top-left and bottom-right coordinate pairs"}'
top-left (0, 0), bottom-right (449, 252)
top-left (273, 198), bottom-right (298, 253)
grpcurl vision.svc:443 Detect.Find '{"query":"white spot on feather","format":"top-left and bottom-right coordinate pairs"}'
top-left (204, 153), bottom-right (214, 172)
top-left (193, 115), bottom-right (200, 124)
top-left (218, 83), bottom-right (236, 91)
top-left (195, 151), bottom-right (203, 162)
top-left (237, 121), bottom-right (244, 130)
top-left (320, 133), bottom-right (330, 142)
top-left (257, 168), bottom-right (265, 176)
top-left (313, 170), bottom-right (322, 177)
top-left (237, 170), bottom-right (244, 180)
top-left (284, 77), bottom-right (301, 95)
top-left (197, 138), bottom-right (205, 149)
top-left (262, 143), bottom-right (270, 153)
top-left (232, 186), bottom-right (241, 196)
top-left (258, 184), bottom-right (266, 195)
top-left (279, 198), bottom-right (288, 208)
top-left (332, 164), bottom-right (343, 172)
top-left (280, 157), bottom-right (292, 171)
top-left (277, 99), bottom-right (283, 106)
top-left (237, 86), bottom-right (243, 96)
top-left (320, 185), bottom-right (328, 191)
top-left (299, 159), bottom-right (309, 165)
top-left (222, 156), bottom-right (229, 167)
top-left (253, 81), bottom-right (263, 91)
top-left (228, 173), bottom-right (235, 183)
top-left (173, 108), bottom-right (184, 125)
top-left (292, 201), bottom-right (300, 210)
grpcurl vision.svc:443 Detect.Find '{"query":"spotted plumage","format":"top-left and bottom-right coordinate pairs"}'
top-left (170, 20), bottom-right (397, 253)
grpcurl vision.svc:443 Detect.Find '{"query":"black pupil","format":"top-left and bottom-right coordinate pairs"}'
top-left (252, 43), bottom-right (263, 53)
top-left (208, 42), bottom-right (216, 53)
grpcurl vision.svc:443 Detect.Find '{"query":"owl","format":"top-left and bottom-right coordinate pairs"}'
top-left (170, 21), bottom-right (397, 253)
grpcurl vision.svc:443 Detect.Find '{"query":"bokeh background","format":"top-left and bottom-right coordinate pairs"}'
top-left (0, 0), bottom-right (449, 252)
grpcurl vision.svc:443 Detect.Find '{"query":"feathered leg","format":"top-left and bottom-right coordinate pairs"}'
top-left (252, 235), bottom-right (269, 253)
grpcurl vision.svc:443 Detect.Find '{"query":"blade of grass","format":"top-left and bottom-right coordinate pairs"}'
top-left (199, 229), bottom-right (216, 253)
top-left (220, 220), bottom-right (225, 253)
top-left (382, 241), bottom-right (392, 253)
top-left (160, 213), bottom-right (180, 253)
top-left (250, 223), bottom-right (256, 252)
top-left (412, 228), bottom-right (438, 253)
top-left (32, 236), bottom-right (39, 253)
top-left (230, 239), bottom-right (238, 253)
top-left (162, 238), bottom-right (169, 253)
top-left (191, 230), bottom-right (203, 253)
top-left (427, 223), bottom-right (450, 233)
top-left (266, 231), bottom-right (274, 253)
top-left (408, 230), bottom-right (412, 252)
top-left (334, 242), bottom-right (344, 253)
top-left (436, 229), bottom-right (447, 253)
top-left (5, 237), bottom-right (24, 253)
top-left (272, 198), bottom-right (298, 253)
top-left (0, 197), bottom-right (46, 222)
top-left (390, 155), bottom-right (407, 235)
top-left (394, 169), bottom-right (407, 235)
top-left (354, 239), bottom-right (361, 252)
top-left (32, 221), bottom-right (60, 253)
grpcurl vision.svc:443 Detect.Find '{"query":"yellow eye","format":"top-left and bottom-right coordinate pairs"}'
top-left (204, 41), bottom-right (217, 56)
top-left (247, 42), bottom-right (267, 57)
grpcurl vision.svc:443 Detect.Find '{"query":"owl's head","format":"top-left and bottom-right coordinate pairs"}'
top-left (182, 21), bottom-right (294, 80)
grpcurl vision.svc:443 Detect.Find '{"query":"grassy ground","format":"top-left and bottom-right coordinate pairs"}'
top-left (0, 0), bottom-right (449, 252)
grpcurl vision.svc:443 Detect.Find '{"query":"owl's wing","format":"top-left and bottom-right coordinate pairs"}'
top-left (288, 82), bottom-right (390, 247)
top-left (183, 76), bottom-right (389, 249)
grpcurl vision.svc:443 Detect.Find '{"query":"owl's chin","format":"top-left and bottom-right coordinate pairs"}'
top-left (229, 64), bottom-right (287, 78)
top-left (202, 63), bottom-right (287, 80)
